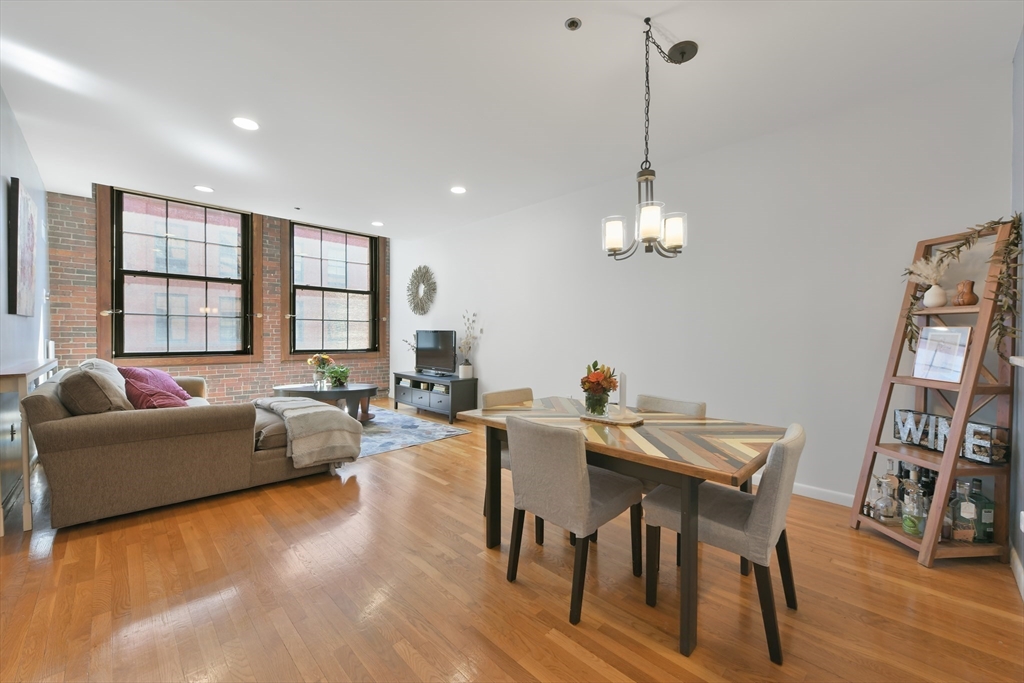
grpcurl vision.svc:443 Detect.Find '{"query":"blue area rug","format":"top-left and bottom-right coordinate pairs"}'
top-left (359, 407), bottom-right (470, 458)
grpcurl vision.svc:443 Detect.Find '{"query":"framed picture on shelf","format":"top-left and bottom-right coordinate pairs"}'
top-left (912, 326), bottom-right (971, 383)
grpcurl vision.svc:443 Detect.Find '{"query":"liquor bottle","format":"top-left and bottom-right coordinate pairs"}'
top-left (968, 478), bottom-right (995, 543)
top-left (902, 479), bottom-right (925, 537)
top-left (949, 481), bottom-right (976, 543)
top-left (873, 476), bottom-right (901, 526)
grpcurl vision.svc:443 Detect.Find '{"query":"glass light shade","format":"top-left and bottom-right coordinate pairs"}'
top-left (636, 201), bottom-right (664, 242)
top-left (662, 212), bottom-right (687, 249)
top-left (602, 216), bottom-right (627, 252)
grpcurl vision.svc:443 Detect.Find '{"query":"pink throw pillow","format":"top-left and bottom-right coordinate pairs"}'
top-left (118, 367), bottom-right (191, 401)
top-left (124, 378), bottom-right (189, 410)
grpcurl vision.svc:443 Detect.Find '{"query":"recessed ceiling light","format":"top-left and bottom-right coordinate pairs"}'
top-left (294, 207), bottom-right (301, 210)
top-left (371, 221), bottom-right (384, 227)
top-left (194, 185), bottom-right (214, 193)
top-left (232, 117), bottom-right (259, 130)
top-left (451, 186), bottom-right (466, 194)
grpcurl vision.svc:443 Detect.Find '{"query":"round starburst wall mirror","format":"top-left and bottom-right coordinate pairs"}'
top-left (407, 265), bottom-right (436, 315)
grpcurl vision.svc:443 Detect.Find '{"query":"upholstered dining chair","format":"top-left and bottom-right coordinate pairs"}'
top-left (635, 394), bottom-right (708, 562)
top-left (505, 416), bottom-right (644, 625)
top-left (482, 388), bottom-right (551, 541)
top-left (642, 424), bottom-right (805, 665)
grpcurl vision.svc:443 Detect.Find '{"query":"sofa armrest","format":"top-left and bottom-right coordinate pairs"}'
top-left (174, 376), bottom-right (207, 398)
top-left (31, 403), bottom-right (254, 454)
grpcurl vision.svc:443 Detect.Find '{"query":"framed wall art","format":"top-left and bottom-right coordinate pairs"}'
top-left (912, 326), bottom-right (970, 383)
top-left (7, 177), bottom-right (38, 317)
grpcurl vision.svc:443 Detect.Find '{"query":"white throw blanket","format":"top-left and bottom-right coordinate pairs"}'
top-left (253, 397), bottom-right (362, 468)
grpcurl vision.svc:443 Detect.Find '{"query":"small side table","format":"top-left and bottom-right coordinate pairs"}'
top-left (0, 358), bottom-right (58, 536)
top-left (272, 383), bottom-right (379, 423)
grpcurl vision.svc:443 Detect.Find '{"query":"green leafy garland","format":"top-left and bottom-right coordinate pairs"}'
top-left (903, 214), bottom-right (1021, 360)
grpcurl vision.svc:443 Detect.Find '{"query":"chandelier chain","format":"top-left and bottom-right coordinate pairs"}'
top-left (642, 21), bottom-right (673, 171)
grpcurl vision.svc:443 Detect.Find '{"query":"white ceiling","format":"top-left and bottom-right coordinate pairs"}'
top-left (1, 1), bottom-right (1021, 239)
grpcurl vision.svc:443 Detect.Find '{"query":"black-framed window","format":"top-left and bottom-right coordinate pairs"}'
top-left (290, 223), bottom-right (376, 353)
top-left (113, 191), bottom-right (252, 357)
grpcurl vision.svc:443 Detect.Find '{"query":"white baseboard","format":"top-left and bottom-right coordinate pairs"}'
top-left (1011, 546), bottom-right (1024, 604)
top-left (750, 474), bottom-right (854, 507)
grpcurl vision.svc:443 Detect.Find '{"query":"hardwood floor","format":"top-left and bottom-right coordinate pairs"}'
top-left (2, 399), bottom-right (1022, 682)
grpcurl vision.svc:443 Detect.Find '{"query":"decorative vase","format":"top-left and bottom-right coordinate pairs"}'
top-left (459, 362), bottom-right (474, 379)
top-left (922, 284), bottom-right (947, 308)
top-left (313, 370), bottom-right (326, 390)
top-left (584, 392), bottom-right (609, 417)
top-left (952, 280), bottom-right (979, 306)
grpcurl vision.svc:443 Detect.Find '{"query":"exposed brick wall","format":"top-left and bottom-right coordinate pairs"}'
top-left (47, 188), bottom-right (390, 402)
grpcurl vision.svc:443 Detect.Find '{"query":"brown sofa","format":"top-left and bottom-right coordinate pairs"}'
top-left (22, 373), bottom-right (329, 528)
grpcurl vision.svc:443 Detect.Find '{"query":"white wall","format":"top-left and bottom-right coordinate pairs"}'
top-left (1010, 29), bottom-right (1023, 597)
top-left (391, 66), bottom-right (1012, 504)
top-left (0, 86), bottom-right (49, 369)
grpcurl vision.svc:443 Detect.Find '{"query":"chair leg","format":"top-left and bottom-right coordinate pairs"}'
top-left (630, 503), bottom-right (642, 577)
top-left (646, 525), bottom-right (660, 607)
top-left (590, 529), bottom-right (598, 543)
top-left (569, 536), bottom-right (590, 624)
top-left (535, 516), bottom-right (544, 546)
top-left (569, 532), bottom-right (576, 546)
top-left (776, 529), bottom-right (797, 610)
top-left (482, 482), bottom-right (489, 517)
top-left (753, 563), bottom-right (783, 665)
top-left (507, 508), bottom-right (526, 582)
top-left (740, 479), bottom-right (751, 575)
top-left (676, 532), bottom-right (681, 567)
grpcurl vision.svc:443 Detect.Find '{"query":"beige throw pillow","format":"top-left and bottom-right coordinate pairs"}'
top-left (57, 368), bottom-right (134, 416)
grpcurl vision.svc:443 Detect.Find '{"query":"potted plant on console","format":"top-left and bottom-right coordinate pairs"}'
top-left (459, 311), bottom-right (482, 379)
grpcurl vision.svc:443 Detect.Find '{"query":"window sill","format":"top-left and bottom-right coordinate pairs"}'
top-left (111, 354), bottom-right (260, 367)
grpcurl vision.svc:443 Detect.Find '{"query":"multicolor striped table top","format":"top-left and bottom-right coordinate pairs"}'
top-left (458, 396), bottom-right (787, 485)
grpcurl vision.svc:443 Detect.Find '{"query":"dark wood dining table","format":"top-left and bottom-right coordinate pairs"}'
top-left (458, 396), bottom-right (786, 656)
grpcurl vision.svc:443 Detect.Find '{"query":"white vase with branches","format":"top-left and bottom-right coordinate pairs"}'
top-left (458, 311), bottom-right (482, 379)
top-left (907, 256), bottom-right (949, 308)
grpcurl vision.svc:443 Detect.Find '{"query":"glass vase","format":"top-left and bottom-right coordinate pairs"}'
top-left (585, 392), bottom-right (609, 417)
top-left (313, 370), bottom-right (326, 391)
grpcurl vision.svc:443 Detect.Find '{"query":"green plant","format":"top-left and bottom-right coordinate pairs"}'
top-left (902, 214), bottom-right (1021, 360)
top-left (324, 364), bottom-right (350, 387)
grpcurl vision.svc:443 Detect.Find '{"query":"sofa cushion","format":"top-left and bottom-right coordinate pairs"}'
top-left (254, 407), bottom-right (287, 451)
top-left (57, 368), bottom-right (134, 416)
top-left (78, 358), bottom-right (127, 394)
top-left (118, 366), bottom-right (192, 401)
top-left (124, 378), bottom-right (189, 410)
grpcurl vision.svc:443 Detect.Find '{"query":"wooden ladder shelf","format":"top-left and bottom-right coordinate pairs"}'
top-left (850, 222), bottom-right (1016, 567)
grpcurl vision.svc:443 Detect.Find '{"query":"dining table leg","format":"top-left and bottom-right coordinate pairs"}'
top-left (485, 426), bottom-right (503, 549)
top-left (678, 476), bottom-right (701, 655)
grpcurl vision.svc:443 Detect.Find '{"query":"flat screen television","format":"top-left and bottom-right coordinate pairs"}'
top-left (415, 330), bottom-right (457, 375)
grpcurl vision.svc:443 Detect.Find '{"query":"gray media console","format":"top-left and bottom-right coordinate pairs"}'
top-left (393, 371), bottom-right (478, 423)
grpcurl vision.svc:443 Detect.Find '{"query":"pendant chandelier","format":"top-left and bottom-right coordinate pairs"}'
top-left (602, 18), bottom-right (697, 260)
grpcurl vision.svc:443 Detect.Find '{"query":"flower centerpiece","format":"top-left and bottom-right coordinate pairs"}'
top-left (307, 353), bottom-right (333, 389)
top-left (580, 361), bottom-right (618, 417)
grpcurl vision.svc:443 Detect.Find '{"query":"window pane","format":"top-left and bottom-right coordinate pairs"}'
top-left (324, 292), bottom-right (347, 320)
top-left (208, 244), bottom-right (240, 279)
top-left (293, 226), bottom-right (320, 258)
top-left (349, 322), bottom-right (370, 350)
top-left (208, 282), bottom-right (241, 316)
top-left (322, 230), bottom-right (346, 261)
top-left (168, 279), bottom-right (205, 315)
top-left (168, 316), bottom-right (206, 352)
top-left (347, 263), bottom-right (369, 291)
top-left (295, 320), bottom-right (322, 350)
top-left (122, 194), bottom-right (166, 236)
top-left (124, 315), bottom-right (167, 353)
top-left (208, 318), bottom-right (242, 351)
top-left (206, 209), bottom-right (242, 246)
top-left (167, 202), bottom-right (205, 241)
top-left (325, 321), bottom-right (347, 349)
top-left (124, 275), bottom-right (166, 314)
top-left (295, 289), bottom-right (322, 319)
top-left (347, 234), bottom-right (370, 264)
top-left (349, 293), bottom-right (370, 321)
top-left (166, 239), bottom-right (204, 276)
top-left (294, 256), bottom-right (321, 286)
top-left (323, 260), bottom-right (346, 289)
top-left (123, 233), bottom-right (166, 272)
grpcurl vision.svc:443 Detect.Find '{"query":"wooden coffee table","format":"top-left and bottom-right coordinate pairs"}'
top-left (272, 383), bottom-right (379, 423)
